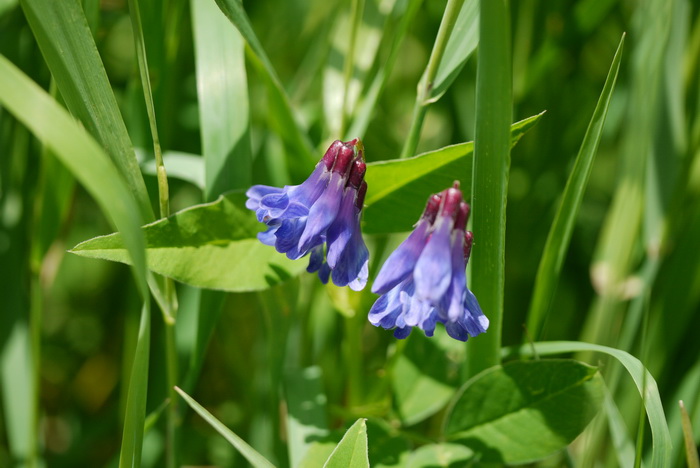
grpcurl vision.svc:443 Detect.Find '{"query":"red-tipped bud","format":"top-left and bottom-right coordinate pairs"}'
top-left (422, 194), bottom-right (442, 224)
top-left (439, 187), bottom-right (463, 218)
top-left (355, 181), bottom-right (368, 209)
top-left (464, 231), bottom-right (474, 260)
top-left (454, 202), bottom-right (470, 231)
top-left (321, 140), bottom-right (343, 169)
top-left (332, 141), bottom-right (357, 175)
top-left (347, 160), bottom-right (366, 189)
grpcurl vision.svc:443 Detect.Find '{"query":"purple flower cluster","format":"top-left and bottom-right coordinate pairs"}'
top-left (246, 139), bottom-right (369, 291)
top-left (368, 183), bottom-right (488, 341)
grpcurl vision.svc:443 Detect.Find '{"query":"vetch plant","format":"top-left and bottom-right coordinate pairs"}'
top-left (246, 139), bottom-right (369, 290)
top-left (369, 182), bottom-right (488, 341)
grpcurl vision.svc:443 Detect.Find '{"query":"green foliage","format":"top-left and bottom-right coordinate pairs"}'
top-left (323, 419), bottom-right (370, 468)
top-left (444, 360), bottom-right (604, 463)
top-left (70, 193), bottom-right (306, 292)
top-left (2, 0), bottom-right (698, 467)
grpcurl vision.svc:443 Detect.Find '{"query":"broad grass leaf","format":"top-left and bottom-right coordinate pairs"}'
top-left (175, 387), bottom-right (275, 468)
top-left (323, 418), bottom-right (370, 468)
top-left (20, 0), bottom-right (153, 221)
top-left (444, 360), bottom-right (604, 464)
top-left (363, 113), bottom-right (542, 234)
top-left (70, 192), bottom-right (306, 292)
top-left (192, 0), bottom-right (251, 199)
top-left (213, 0), bottom-right (315, 174)
top-left (466, 0), bottom-right (513, 374)
top-left (0, 55), bottom-right (151, 468)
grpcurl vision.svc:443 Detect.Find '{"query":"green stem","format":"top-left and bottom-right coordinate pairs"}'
top-left (466, 0), bottom-right (512, 376)
top-left (400, 0), bottom-right (464, 159)
top-left (127, 2), bottom-right (178, 467)
top-left (340, 0), bottom-right (365, 136)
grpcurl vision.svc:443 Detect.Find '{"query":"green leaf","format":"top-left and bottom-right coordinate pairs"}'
top-left (285, 366), bottom-right (329, 468)
top-left (363, 113), bottom-right (542, 234)
top-left (427, 0), bottom-right (478, 103)
top-left (323, 418), bottom-right (370, 468)
top-left (19, 0), bottom-right (153, 221)
top-left (192, 0), bottom-right (251, 199)
top-left (444, 360), bottom-right (604, 464)
top-left (503, 342), bottom-right (672, 468)
top-left (527, 34), bottom-right (625, 339)
top-left (466, 0), bottom-right (513, 374)
top-left (69, 192), bottom-right (306, 292)
top-left (175, 386), bottom-right (275, 468)
top-left (406, 444), bottom-right (474, 468)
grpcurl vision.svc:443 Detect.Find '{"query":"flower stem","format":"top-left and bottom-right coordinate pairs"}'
top-left (400, 0), bottom-right (465, 159)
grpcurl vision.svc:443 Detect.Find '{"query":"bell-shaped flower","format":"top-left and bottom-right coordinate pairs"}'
top-left (246, 139), bottom-right (369, 290)
top-left (368, 182), bottom-right (488, 341)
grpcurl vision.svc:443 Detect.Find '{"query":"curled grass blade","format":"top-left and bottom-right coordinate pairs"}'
top-left (503, 341), bottom-right (672, 468)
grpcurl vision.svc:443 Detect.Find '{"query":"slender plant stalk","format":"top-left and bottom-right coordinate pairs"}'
top-left (466, 0), bottom-right (512, 376)
top-left (400, 0), bottom-right (465, 159)
top-left (340, 0), bottom-right (365, 136)
top-left (127, 1), bottom-right (179, 467)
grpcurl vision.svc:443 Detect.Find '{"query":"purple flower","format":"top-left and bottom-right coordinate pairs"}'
top-left (246, 139), bottom-right (369, 290)
top-left (368, 183), bottom-right (488, 341)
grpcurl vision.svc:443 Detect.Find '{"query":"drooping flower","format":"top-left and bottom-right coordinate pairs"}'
top-left (368, 182), bottom-right (488, 341)
top-left (246, 139), bottom-right (369, 290)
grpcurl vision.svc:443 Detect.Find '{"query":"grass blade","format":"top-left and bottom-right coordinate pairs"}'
top-left (175, 386), bottom-right (276, 468)
top-left (118, 302), bottom-right (151, 468)
top-left (504, 341), bottom-right (673, 468)
top-left (127, 0), bottom-right (169, 219)
top-left (192, 0), bottom-right (252, 200)
top-left (466, 0), bottom-right (512, 375)
top-left (526, 34), bottom-right (625, 339)
top-left (213, 0), bottom-right (315, 174)
top-left (0, 54), bottom-right (148, 299)
top-left (680, 401), bottom-right (700, 468)
top-left (19, 0), bottom-right (154, 221)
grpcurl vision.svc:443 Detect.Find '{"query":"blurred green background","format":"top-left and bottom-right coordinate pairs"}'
top-left (1, 0), bottom-right (700, 466)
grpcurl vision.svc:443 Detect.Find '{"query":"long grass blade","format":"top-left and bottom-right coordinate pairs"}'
top-left (118, 302), bottom-right (151, 468)
top-left (466, 0), bottom-right (512, 375)
top-left (175, 386), bottom-right (276, 468)
top-left (213, 0), bottom-right (314, 173)
top-left (19, 0), bottom-right (154, 221)
top-left (192, 0), bottom-right (252, 199)
top-left (526, 35), bottom-right (624, 339)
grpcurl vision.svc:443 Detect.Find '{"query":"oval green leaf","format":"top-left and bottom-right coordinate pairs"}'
top-left (444, 359), bottom-right (604, 464)
top-left (70, 192), bottom-right (306, 292)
